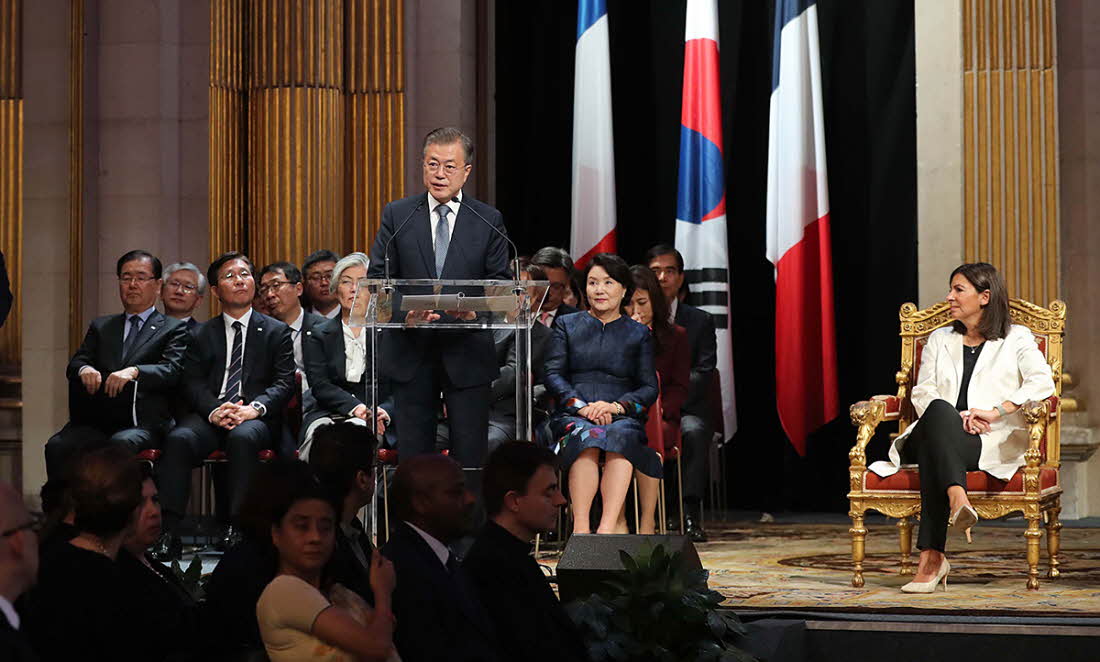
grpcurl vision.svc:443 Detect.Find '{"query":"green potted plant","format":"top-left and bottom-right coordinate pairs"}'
top-left (566, 542), bottom-right (754, 662)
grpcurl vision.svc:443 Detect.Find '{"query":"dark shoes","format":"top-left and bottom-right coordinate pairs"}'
top-left (685, 514), bottom-right (708, 543)
top-left (149, 531), bottom-right (183, 562)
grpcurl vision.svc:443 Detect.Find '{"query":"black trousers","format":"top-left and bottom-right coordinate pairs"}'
top-left (158, 414), bottom-right (273, 528)
top-left (45, 423), bottom-right (159, 478)
top-left (680, 413), bottom-right (711, 504)
top-left (392, 364), bottom-right (490, 469)
top-left (900, 399), bottom-right (982, 552)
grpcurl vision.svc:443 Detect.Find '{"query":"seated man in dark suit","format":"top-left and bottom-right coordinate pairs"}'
top-left (647, 244), bottom-right (718, 542)
top-left (465, 442), bottom-right (590, 662)
top-left (160, 261), bottom-right (207, 332)
top-left (308, 421), bottom-right (379, 602)
top-left (530, 246), bottom-right (580, 326)
top-left (0, 482), bottom-right (38, 662)
top-left (156, 251), bottom-right (296, 556)
top-left (382, 454), bottom-right (501, 662)
top-left (46, 250), bottom-right (190, 477)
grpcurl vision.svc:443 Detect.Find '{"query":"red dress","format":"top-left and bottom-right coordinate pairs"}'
top-left (654, 324), bottom-right (690, 453)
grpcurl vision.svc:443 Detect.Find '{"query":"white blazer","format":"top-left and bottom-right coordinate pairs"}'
top-left (869, 324), bottom-right (1055, 481)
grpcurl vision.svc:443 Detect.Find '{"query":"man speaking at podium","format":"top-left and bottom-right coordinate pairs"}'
top-left (368, 127), bottom-right (511, 477)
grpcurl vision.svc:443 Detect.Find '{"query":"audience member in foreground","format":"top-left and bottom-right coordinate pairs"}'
top-left (117, 464), bottom-right (201, 661)
top-left (46, 249), bottom-right (190, 477)
top-left (256, 462), bottom-right (398, 661)
top-left (308, 422), bottom-right (380, 600)
top-left (545, 253), bottom-right (660, 535)
top-left (464, 442), bottom-right (590, 662)
top-left (0, 482), bottom-right (38, 662)
top-left (382, 454), bottom-right (501, 662)
top-left (26, 446), bottom-right (145, 662)
top-left (868, 263), bottom-right (1056, 593)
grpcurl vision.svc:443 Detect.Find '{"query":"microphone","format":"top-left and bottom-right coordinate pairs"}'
top-left (382, 198), bottom-right (426, 281)
top-left (451, 197), bottom-right (521, 285)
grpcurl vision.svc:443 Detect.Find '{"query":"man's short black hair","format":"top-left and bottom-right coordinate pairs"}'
top-left (482, 441), bottom-right (558, 517)
top-left (117, 250), bottom-right (162, 279)
top-left (308, 423), bottom-right (378, 519)
top-left (207, 251), bottom-right (254, 286)
top-left (258, 261), bottom-right (303, 284)
top-left (530, 247), bottom-right (575, 274)
top-left (644, 244), bottom-right (684, 272)
top-left (302, 250), bottom-right (341, 274)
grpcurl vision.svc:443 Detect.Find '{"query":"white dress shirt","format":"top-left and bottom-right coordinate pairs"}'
top-left (539, 307), bottom-right (559, 327)
top-left (288, 308), bottom-right (310, 392)
top-left (309, 306), bottom-right (340, 320)
top-left (343, 322), bottom-right (367, 385)
top-left (0, 594), bottom-right (19, 630)
top-left (405, 521), bottom-right (451, 568)
top-left (427, 190), bottom-right (462, 253)
top-left (668, 297), bottom-right (679, 323)
top-left (217, 308), bottom-right (253, 400)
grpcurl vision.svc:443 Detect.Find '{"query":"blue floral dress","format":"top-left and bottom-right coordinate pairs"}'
top-left (544, 312), bottom-right (662, 478)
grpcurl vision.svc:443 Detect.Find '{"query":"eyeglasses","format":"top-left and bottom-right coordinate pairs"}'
top-left (423, 160), bottom-right (467, 177)
top-left (307, 271), bottom-right (334, 284)
top-left (119, 275), bottom-right (157, 285)
top-left (220, 270), bottom-right (253, 282)
top-left (164, 279), bottom-right (198, 294)
top-left (258, 280), bottom-right (296, 295)
top-left (1, 512), bottom-right (43, 538)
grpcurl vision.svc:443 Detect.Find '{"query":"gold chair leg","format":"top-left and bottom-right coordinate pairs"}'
top-left (850, 510), bottom-right (867, 588)
top-left (1025, 513), bottom-right (1043, 590)
top-left (677, 456), bottom-right (686, 535)
top-left (1046, 504), bottom-right (1062, 579)
top-left (382, 466), bottom-right (390, 545)
top-left (632, 476), bottom-right (640, 533)
top-left (657, 478), bottom-right (667, 535)
top-left (897, 517), bottom-right (914, 576)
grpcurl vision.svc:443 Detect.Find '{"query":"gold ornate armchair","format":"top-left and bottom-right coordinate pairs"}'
top-left (847, 298), bottom-right (1065, 590)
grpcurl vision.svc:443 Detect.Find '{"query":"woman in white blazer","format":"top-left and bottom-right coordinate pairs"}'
top-left (868, 263), bottom-right (1055, 593)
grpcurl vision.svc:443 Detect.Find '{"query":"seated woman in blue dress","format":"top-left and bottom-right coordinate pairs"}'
top-left (545, 253), bottom-right (661, 535)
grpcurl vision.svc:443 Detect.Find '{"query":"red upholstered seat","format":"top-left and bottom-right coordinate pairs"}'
top-left (204, 449), bottom-right (274, 462)
top-left (137, 449), bottom-right (162, 462)
top-left (865, 468), bottom-right (1059, 493)
top-left (377, 448), bottom-right (399, 465)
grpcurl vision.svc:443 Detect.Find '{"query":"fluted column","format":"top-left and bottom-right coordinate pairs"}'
top-left (962, 0), bottom-right (1059, 303)
top-left (247, 0), bottom-right (346, 268)
top-left (0, 0), bottom-right (20, 365)
top-left (346, 0), bottom-right (405, 249)
top-left (210, 0), bottom-right (247, 265)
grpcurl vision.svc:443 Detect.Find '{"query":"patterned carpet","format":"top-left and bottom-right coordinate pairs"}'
top-left (687, 521), bottom-right (1100, 616)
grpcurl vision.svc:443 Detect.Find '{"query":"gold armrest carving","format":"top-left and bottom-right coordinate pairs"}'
top-left (1020, 399), bottom-right (1049, 494)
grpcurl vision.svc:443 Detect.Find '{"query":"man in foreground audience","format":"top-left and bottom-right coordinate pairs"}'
top-left (156, 251), bottom-right (296, 556)
top-left (464, 442), bottom-right (589, 662)
top-left (302, 249), bottom-right (342, 319)
top-left (46, 250), bottom-right (190, 477)
top-left (647, 244), bottom-right (717, 542)
top-left (160, 262), bottom-right (207, 331)
top-left (0, 482), bottom-right (37, 661)
top-left (382, 454), bottom-right (501, 662)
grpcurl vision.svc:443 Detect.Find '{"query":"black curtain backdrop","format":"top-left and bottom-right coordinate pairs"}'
top-left (494, 0), bottom-right (917, 512)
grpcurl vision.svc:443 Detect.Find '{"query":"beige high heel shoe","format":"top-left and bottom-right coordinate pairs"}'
top-left (949, 504), bottom-right (978, 543)
top-left (901, 559), bottom-right (951, 593)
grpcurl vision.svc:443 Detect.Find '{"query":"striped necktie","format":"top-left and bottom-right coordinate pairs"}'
top-left (224, 321), bottom-right (243, 401)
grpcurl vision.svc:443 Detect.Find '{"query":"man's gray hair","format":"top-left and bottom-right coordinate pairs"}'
top-left (330, 252), bottom-right (371, 295)
top-left (163, 262), bottom-right (208, 295)
top-left (422, 127), bottom-right (475, 165)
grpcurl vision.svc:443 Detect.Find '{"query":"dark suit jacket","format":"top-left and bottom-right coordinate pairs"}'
top-left (0, 614), bottom-right (37, 662)
top-left (117, 549), bottom-right (201, 661)
top-left (674, 302), bottom-right (717, 415)
top-left (554, 303), bottom-right (581, 318)
top-left (367, 192), bottom-right (511, 388)
top-left (328, 519), bottom-right (376, 605)
top-left (182, 310), bottom-right (295, 422)
top-left (465, 522), bottom-right (590, 662)
top-left (382, 522), bottom-right (501, 662)
top-left (0, 250), bottom-right (11, 329)
top-left (66, 310), bottom-right (190, 432)
top-left (302, 316), bottom-right (393, 433)
top-left (489, 322), bottom-right (552, 419)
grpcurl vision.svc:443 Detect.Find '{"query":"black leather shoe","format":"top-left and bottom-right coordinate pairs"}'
top-left (685, 514), bottom-right (708, 543)
top-left (215, 524), bottom-right (243, 552)
top-left (149, 531), bottom-right (182, 562)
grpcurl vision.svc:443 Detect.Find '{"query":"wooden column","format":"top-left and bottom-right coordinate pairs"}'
top-left (210, 0), bottom-right (248, 266)
top-left (0, 0), bottom-right (20, 366)
top-left (346, 0), bottom-right (405, 250)
top-left (963, 0), bottom-right (1059, 302)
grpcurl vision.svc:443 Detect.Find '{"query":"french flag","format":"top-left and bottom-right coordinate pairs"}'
top-left (570, 0), bottom-right (617, 269)
top-left (674, 0), bottom-right (737, 439)
top-left (766, 0), bottom-right (839, 455)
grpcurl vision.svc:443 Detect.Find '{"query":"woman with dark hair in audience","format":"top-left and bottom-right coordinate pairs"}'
top-left (256, 459), bottom-right (398, 661)
top-left (564, 268), bottom-right (587, 310)
top-left (25, 445), bottom-right (145, 661)
top-left (545, 253), bottom-right (660, 535)
top-left (117, 462), bottom-right (201, 661)
top-left (302, 252), bottom-right (393, 459)
top-left (623, 265), bottom-right (690, 534)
